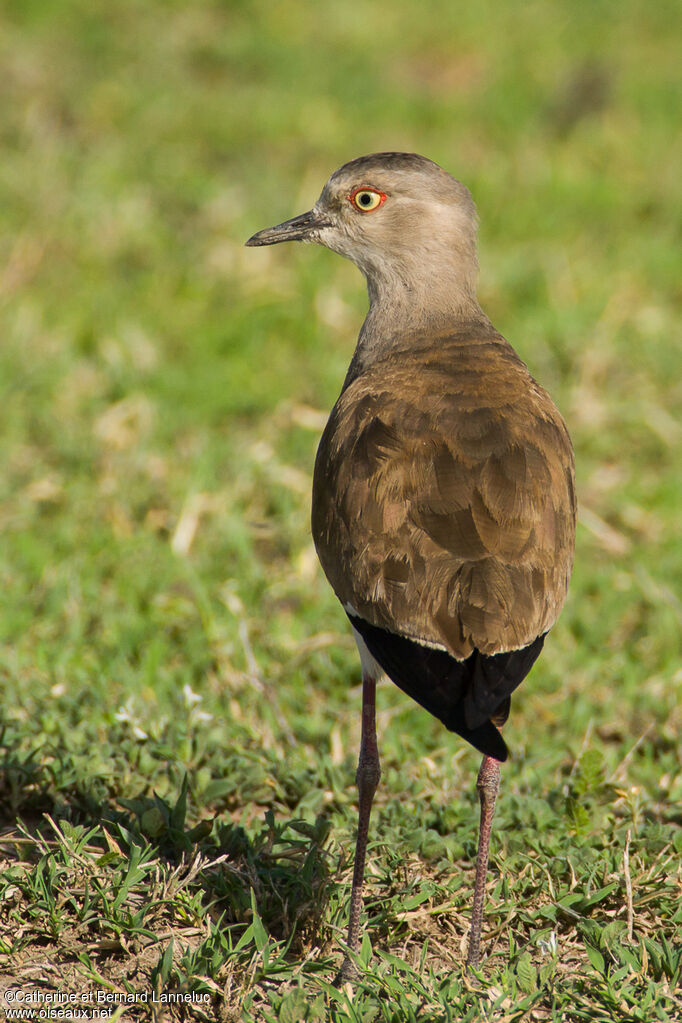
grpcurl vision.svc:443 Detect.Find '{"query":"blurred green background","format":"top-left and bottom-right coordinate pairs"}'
top-left (1, 1), bottom-right (680, 1019)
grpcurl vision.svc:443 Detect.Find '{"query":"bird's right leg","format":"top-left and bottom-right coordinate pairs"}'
top-left (336, 672), bottom-right (381, 983)
top-left (466, 754), bottom-right (501, 969)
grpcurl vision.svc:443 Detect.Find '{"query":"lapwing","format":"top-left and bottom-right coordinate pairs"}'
top-left (246, 152), bottom-right (576, 976)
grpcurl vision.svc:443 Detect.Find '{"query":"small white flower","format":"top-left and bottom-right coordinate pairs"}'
top-left (183, 683), bottom-right (202, 707)
top-left (536, 931), bottom-right (558, 956)
top-left (115, 701), bottom-right (148, 740)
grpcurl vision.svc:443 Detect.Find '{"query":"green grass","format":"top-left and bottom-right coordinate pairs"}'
top-left (0, 0), bottom-right (681, 1020)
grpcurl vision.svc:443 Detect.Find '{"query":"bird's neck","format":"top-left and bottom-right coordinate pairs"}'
top-left (347, 263), bottom-right (490, 379)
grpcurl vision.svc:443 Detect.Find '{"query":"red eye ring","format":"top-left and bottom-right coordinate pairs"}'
top-left (348, 187), bottom-right (387, 212)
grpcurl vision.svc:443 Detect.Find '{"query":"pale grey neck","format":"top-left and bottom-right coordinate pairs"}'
top-left (345, 264), bottom-right (488, 379)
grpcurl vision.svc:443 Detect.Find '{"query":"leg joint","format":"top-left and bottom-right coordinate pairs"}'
top-left (356, 752), bottom-right (381, 794)
top-left (476, 755), bottom-right (500, 803)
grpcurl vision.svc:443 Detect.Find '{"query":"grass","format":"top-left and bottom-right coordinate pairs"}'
top-left (0, 0), bottom-right (681, 1019)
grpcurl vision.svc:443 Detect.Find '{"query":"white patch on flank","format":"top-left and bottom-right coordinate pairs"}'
top-left (346, 602), bottom-right (453, 670)
top-left (350, 625), bottom-right (385, 682)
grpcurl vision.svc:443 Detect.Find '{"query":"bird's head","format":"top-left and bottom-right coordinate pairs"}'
top-left (246, 153), bottom-right (480, 310)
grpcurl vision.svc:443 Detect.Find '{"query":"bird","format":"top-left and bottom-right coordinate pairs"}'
top-left (246, 152), bottom-right (576, 978)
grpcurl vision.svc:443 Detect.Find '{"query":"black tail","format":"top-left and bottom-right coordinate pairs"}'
top-left (348, 615), bottom-right (546, 762)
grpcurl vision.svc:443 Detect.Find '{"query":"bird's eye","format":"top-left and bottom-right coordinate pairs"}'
top-left (349, 187), bottom-right (386, 212)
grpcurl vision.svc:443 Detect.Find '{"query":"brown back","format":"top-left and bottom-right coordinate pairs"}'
top-left (312, 325), bottom-right (576, 660)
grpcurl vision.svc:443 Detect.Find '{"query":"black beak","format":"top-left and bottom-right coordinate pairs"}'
top-left (245, 208), bottom-right (331, 247)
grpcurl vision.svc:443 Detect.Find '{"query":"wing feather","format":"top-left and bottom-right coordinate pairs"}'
top-left (312, 331), bottom-right (576, 662)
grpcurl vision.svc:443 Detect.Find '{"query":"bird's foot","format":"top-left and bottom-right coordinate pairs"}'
top-left (465, 958), bottom-right (483, 978)
top-left (333, 957), bottom-right (359, 986)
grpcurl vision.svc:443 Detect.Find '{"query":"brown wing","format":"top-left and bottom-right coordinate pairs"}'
top-left (312, 331), bottom-right (576, 661)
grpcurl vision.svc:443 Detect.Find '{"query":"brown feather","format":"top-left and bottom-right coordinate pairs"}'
top-left (312, 326), bottom-right (576, 661)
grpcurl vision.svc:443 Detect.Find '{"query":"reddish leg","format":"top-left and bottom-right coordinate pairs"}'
top-left (466, 754), bottom-right (501, 968)
top-left (336, 674), bottom-right (381, 983)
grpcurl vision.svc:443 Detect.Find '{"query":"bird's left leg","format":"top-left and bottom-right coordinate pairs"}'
top-left (466, 754), bottom-right (501, 968)
top-left (337, 672), bottom-right (381, 982)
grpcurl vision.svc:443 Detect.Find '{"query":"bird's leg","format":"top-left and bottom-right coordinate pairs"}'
top-left (466, 754), bottom-right (501, 969)
top-left (337, 673), bottom-right (381, 983)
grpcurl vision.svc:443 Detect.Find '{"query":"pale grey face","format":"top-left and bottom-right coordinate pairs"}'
top-left (245, 153), bottom-right (478, 286)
